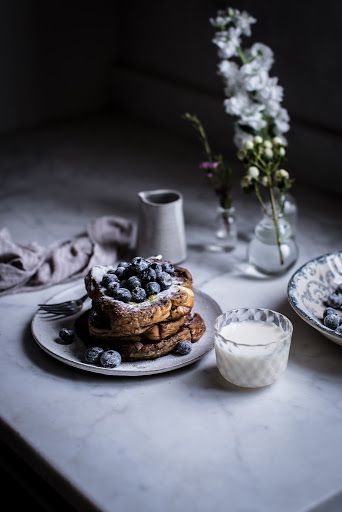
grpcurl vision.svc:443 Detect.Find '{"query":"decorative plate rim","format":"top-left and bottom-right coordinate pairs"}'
top-left (287, 250), bottom-right (342, 341)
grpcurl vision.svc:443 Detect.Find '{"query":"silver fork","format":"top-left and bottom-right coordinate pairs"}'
top-left (38, 294), bottom-right (89, 319)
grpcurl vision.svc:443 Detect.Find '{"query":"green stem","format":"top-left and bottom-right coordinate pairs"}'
top-left (236, 47), bottom-right (248, 65)
top-left (268, 186), bottom-right (284, 265)
top-left (255, 183), bottom-right (267, 214)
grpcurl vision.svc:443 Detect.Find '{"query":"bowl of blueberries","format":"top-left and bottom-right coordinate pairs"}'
top-left (287, 251), bottom-right (342, 346)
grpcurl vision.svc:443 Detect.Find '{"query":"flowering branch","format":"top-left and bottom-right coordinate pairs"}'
top-left (210, 7), bottom-right (290, 148)
top-left (183, 112), bottom-right (233, 210)
top-left (239, 136), bottom-right (294, 265)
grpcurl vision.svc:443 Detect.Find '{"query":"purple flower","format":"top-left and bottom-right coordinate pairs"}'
top-left (207, 172), bottom-right (214, 178)
top-left (199, 161), bottom-right (219, 170)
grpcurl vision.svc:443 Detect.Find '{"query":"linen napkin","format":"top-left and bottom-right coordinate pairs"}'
top-left (0, 216), bottom-right (134, 295)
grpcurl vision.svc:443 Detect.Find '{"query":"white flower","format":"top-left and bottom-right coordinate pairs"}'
top-left (263, 140), bottom-right (272, 148)
top-left (239, 109), bottom-right (266, 131)
top-left (219, 61), bottom-right (241, 93)
top-left (254, 135), bottom-right (263, 144)
top-left (213, 27), bottom-right (241, 59)
top-left (276, 169), bottom-right (289, 180)
top-left (278, 147), bottom-right (286, 157)
top-left (249, 43), bottom-right (274, 71)
top-left (272, 136), bottom-right (283, 145)
top-left (240, 66), bottom-right (269, 91)
top-left (261, 176), bottom-right (269, 186)
top-left (235, 10), bottom-right (256, 36)
top-left (245, 140), bottom-right (254, 150)
top-left (274, 107), bottom-right (290, 134)
top-left (241, 175), bottom-right (252, 188)
top-left (248, 166), bottom-right (259, 178)
top-left (224, 92), bottom-right (250, 116)
top-left (233, 127), bottom-right (253, 148)
top-left (257, 78), bottom-right (283, 117)
top-left (264, 147), bottom-right (273, 159)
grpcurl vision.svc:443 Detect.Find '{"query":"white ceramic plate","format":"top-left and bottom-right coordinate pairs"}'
top-left (287, 251), bottom-right (342, 346)
top-left (31, 283), bottom-right (221, 376)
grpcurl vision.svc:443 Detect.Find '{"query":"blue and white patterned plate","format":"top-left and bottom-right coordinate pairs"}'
top-left (287, 251), bottom-right (342, 346)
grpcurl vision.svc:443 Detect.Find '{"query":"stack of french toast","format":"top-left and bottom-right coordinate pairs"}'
top-left (84, 257), bottom-right (205, 361)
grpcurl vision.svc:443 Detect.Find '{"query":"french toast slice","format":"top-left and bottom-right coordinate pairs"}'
top-left (85, 264), bottom-right (194, 337)
top-left (88, 310), bottom-right (191, 342)
top-left (111, 313), bottom-right (206, 361)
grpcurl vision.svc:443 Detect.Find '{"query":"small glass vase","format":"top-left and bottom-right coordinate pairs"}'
top-left (212, 206), bottom-right (237, 252)
top-left (268, 192), bottom-right (298, 234)
top-left (248, 209), bottom-right (298, 275)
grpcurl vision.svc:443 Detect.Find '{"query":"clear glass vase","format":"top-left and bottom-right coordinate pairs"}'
top-left (248, 209), bottom-right (298, 275)
top-left (212, 206), bottom-right (237, 252)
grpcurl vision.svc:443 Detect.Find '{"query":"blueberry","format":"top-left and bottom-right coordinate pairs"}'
top-left (126, 275), bottom-right (141, 290)
top-left (101, 273), bottom-right (119, 287)
top-left (174, 340), bottom-right (192, 355)
top-left (84, 346), bottom-right (104, 364)
top-left (141, 267), bottom-right (157, 284)
top-left (114, 287), bottom-right (132, 303)
top-left (100, 350), bottom-right (122, 368)
top-left (162, 262), bottom-right (175, 274)
top-left (326, 293), bottom-right (342, 309)
top-left (145, 281), bottom-right (161, 297)
top-left (323, 307), bottom-right (338, 318)
top-left (131, 287), bottom-right (146, 303)
top-left (131, 257), bottom-right (149, 274)
top-left (324, 314), bottom-right (340, 330)
top-left (336, 325), bottom-right (342, 336)
top-left (115, 266), bottom-right (126, 279)
top-left (117, 261), bottom-right (130, 269)
top-left (107, 267), bottom-right (117, 274)
top-left (158, 271), bottom-right (172, 290)
top-left (59, 328), bottom-right (75, 344)
top-left (106, 281), bottom-right (120, 296)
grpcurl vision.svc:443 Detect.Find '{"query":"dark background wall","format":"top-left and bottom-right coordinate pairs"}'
top-left (0, 0), bottom-right (341, 193)
top-left (0, 1), bottom-right (116, 133)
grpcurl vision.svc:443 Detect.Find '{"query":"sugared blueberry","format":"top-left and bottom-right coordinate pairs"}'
top-left (141, 267), bottom-right (157, 284)
top-left (114, 288), bottom-right (132, 303)
top-left (84, 346), bottom-right (104, 364)
top-left (336, 325), bottom-right (342, 336)
top-left (131, 287), bottom-right (146, 303)
top-left (100, 350), bottom-right (122, 368)
top-left (327, 293), bottom-right (342, 309)
top-left (58, 328), bottom-right (75, 344)
top-left (145, 281), bottom-right (161, 297)
top-left (323, 307), bottom-right (338, 318)
top-left (126, 275), bottom-right (141, 290)
top-left (324, 314), bottom-right (340, 330)
top-left (115, 266), bottom-right (126, 279)
top-left (106, 281), bottom-right (120, 296)
top-left (131, 256), bottom-right (149, 274)
top-left (102, 273), bottom-right (119, 287)
top-left (117, 261), bottom-right (130, 269)
top-left (158, 271), bottom-right (172, 290)
top-left (162, 262), bottom-right (174, 274)
top-left (174, 340), bottom-right (192, 355)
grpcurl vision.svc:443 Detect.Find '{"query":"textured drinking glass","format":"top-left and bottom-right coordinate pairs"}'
top-left (214, 308), bottom-right (293, 388)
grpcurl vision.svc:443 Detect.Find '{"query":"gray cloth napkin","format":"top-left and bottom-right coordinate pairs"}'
top-left (0, 216), bottom-right (134, 295)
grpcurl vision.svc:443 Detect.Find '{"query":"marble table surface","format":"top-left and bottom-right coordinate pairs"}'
top-left (0, 115), bottom-right (342, 512)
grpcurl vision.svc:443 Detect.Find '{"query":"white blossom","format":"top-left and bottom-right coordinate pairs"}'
top-left (240, 66), bottom-right (269, 91)
top-left (248, 166), bottom-right (259, 178)
top-left (233, 127), bottom-right (253, 148)
top-left (276, 169), bottom-right (289, 180)
top-left (274, 108), bottom-right (290, 134)
top-left (213, 27), bottom-right (241, 59)
top-left (235, 10), bottom-right (256, 36)
top-left (249, 43), bottom-right (274, 71)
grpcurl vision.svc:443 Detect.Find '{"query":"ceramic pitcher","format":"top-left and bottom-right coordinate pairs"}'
top-left (136, 189), bottom-right (187, 263)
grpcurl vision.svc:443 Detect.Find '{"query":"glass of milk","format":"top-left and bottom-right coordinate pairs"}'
top-left (214, 308), bottom-right (293, 388)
